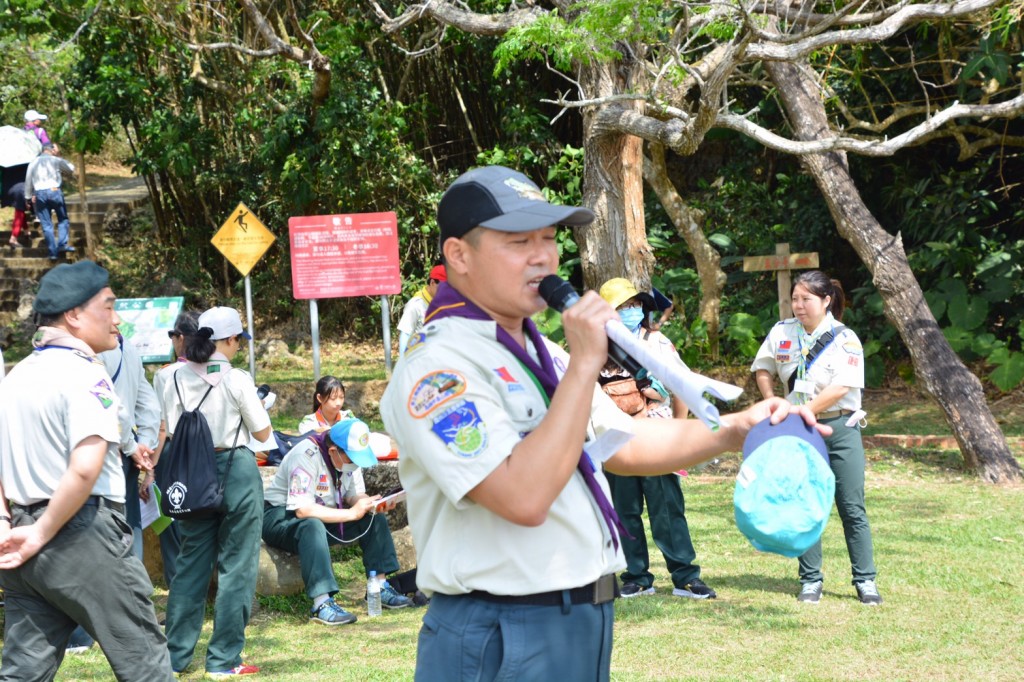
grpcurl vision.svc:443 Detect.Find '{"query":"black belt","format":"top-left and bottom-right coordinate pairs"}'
top-left (11, 495), bottom-right (125, 516)
top-left (467, 573), bottom-right (619, 606)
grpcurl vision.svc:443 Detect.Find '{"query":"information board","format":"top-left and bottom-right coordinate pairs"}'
top-left (289, 212), bottom-right (402, 299)
top-left (113, 297), bottom-right (185, 363)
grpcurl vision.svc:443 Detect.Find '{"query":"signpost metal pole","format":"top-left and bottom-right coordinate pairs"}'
top-left (244, 275), bottom-right (256, 378)
top-left (381, 295), bottom-right (392, 377)
top-left (310, 299), bottom-right (321, 381)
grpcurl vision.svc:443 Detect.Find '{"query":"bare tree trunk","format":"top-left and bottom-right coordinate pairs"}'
top-left (643, 142), bottom-right (727, 358)
top-left (766, 60), bottom-right (1021, 484)
top-left (577, 60), bottom-right (652, 292)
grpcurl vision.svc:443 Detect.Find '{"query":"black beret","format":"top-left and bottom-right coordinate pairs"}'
top-left (34, 260), bottom-right (110, 315)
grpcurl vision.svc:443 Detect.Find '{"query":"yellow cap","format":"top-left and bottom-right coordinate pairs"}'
top-left (599, 278), bottom-right (642, 310)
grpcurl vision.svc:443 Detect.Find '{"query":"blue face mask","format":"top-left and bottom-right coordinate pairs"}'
top-left (618, 308), bottom-right (644, 331)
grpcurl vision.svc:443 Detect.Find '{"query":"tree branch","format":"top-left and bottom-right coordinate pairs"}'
top-left (716, 91), bottom-right (1024, 156)
top-left (747, 0), bottom-right (1004, 61)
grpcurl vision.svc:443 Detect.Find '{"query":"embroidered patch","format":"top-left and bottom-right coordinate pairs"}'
top-left (406, 332), bottom-right (428, 354)
top-left (316, 474), bottom-right (330, 495)
top-left (90, 379), bottom-right (114, 409)
top-left (843, 340), bottom-right (863, 355)
top-left (289, 468), bottom-right (313, 496)
top-left (779, 340), bottom-right (792, 350)
top-left (408, 370), bottom-right (466, 418)
top-left (776, 354), bottom-right (791, 363)
top-left (493, 367), bottom-right (525, 392)
top-left (431, 400), bottom-right (488, 458)
top-left (302, 445), bottom-right (317, 459)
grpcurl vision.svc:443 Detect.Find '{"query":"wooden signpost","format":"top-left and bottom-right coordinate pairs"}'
top-left (743, 243), bottom-right (819, 319)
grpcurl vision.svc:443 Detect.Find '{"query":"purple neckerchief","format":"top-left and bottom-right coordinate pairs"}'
top-left (309, 431), bottom-right (345, 536)
top-left (426, 282), bottom-right (628, 549)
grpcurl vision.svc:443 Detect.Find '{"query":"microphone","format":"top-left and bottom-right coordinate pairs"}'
top-left (538, 274), bottom-right (744, 430)
top-left (539, 275), bottom-right (643, 375)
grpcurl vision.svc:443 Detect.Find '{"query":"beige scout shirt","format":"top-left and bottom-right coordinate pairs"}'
top-left (381, 315), bottom-right (633, 598)
top-left (160, 365), bottom-right (270, 448)
top-left (0, 347), bottom-right (124, 505)
top-left (264, 437), bottom-right (365, 510)
top-left (751, 315), bottom-right (864, 411)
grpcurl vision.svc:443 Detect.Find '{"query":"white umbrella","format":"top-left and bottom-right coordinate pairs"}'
top-left (0, 126), bottom-right (42, 167)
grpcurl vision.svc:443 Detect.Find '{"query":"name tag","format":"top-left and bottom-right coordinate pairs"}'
top-left (793, 379), bottom-right (815, 395)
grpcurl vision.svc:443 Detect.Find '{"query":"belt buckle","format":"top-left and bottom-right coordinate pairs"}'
top-left (592, 574), bottom-right (617, 605)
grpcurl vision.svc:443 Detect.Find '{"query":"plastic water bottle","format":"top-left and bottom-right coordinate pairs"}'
top-left (367, 570), bottom-right (382, 617)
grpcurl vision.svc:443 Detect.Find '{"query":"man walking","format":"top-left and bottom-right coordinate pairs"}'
top-left (0, 260), bottom-right (174, 681)
top-left (24, 143), bottom-right (75, 261)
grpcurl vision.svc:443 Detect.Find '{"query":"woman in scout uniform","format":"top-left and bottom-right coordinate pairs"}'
top-left (751, 270), bottom-right (881, 606)
top-left (159, 306), bottom-right (271, 677)
top-left (297, 375), bottom-right (355, 434)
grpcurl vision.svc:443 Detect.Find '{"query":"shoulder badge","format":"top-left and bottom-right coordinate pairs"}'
top-left (430, 399), bottom-right (488, 458)
top-left (408, 370), bottom-right (466, 418)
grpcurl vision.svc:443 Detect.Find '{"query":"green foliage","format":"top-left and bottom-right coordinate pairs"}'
top-left (961, 34), bottom-right (1012, 84)
top-left (723, 312), bottom-right (764, 358)
top-left (494, 0), bottom-right (668, 74)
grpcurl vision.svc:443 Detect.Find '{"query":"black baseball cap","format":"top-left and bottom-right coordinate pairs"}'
top-left (437, 165), bottom-right (595, 244)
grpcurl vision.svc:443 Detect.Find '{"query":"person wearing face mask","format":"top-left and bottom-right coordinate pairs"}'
top-left (751, 270), bottom-right (880, 606)
top-left (262, 417), bottom-right (413, 626)
top-left (596, 278), bottom-right (717, 600)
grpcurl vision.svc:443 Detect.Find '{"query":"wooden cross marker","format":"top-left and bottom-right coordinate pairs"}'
top-left (742, 243), bottom-right (819, 320)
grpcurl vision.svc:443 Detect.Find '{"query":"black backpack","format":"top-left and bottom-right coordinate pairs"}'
top-left (158, 369), bottom-right (241, 520)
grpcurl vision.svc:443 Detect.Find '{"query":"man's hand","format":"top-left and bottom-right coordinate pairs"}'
top-left (139, 470), bottom-right (156, 502)
top-left (349, 496), bottom-right (380, 520)
top-left (131, 443), bottom-right (155, 472)
top-left (561, 290), bottom-right (614, 379)
top-left (0, 525), bottom-right (48, 569)
top-left (742, 399), bottom-right (832, 438)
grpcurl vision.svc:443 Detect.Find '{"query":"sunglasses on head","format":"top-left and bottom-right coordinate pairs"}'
top-left (167, 330), bottom-right (182, 339)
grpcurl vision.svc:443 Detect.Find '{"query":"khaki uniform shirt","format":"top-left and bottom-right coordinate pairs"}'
top-left (263, 437), bottom-right (364, 510)
top-left (0, 347), bottom-right (124, 505)
top-left (751, 315), bottom-right (864, 411)
top-left (381, 315), bottom-right (632, 597)
top-left (159, 365), bottom-right (270, 448)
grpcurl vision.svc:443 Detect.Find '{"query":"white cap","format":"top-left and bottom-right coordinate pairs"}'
top-left (198, 306), bottom-right (250, 341)
top-left (24, 110), bottom-right (47, 122)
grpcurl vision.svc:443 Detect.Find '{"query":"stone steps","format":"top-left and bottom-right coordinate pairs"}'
top-left (0, 177), bottom-right (150, 315)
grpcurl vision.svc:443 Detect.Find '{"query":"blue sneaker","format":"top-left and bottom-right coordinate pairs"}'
top-left (310, 601), bottom-right (357, 625)
top-left (378, 580), bottom-right (412, 609)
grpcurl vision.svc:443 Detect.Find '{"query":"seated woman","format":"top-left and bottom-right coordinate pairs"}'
top-left (298, 375), bottom-right (355, 435)
top-left (262, 417), bottom-right (413, 624)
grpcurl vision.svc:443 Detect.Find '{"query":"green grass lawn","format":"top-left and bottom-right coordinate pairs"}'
top-left (44, 446), bottom-right (1023, 681)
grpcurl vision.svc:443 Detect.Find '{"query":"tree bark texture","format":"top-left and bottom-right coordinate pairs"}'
top-left (766, 60), bottom-right (1021, 484)
top-left (643, 143), bottom-right (726, 359)
top-left (576, 59), bottom-right (652, 292)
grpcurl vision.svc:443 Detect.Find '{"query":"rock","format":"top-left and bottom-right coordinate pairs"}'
top-left (256, 544), bottom-right (305, 596)
top-left (390, 526), bottom-right (418, 570)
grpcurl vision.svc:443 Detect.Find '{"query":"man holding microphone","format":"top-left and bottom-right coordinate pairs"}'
top-left (381, 165), bottom-right (828, 681)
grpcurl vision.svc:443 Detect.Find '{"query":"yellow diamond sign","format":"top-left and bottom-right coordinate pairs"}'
top-left (211, 202), bottom-right (276, 277)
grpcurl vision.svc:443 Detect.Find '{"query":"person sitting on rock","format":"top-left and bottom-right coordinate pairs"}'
top-left (297, 375), bottom-right (355, 435)
top-left (261, 417), bottom-right (413, 625)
